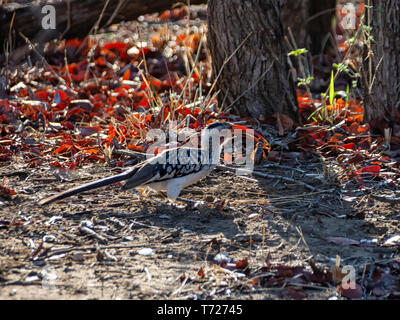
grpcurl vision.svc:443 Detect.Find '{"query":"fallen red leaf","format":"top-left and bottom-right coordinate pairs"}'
top-left (236, 258), bottom-right (249, 269)
top-left (197, 267), bottom-right (205, 278)
top-left (340, 283), bottom-right (363, 299)
top-left (354, 165), bottom-right (381, 175)
top-left (0, 186), bottom-right (17, 197)
top-left (341, 142), bottom-right (356, 150)
top-left (287, 286), bottom-right (307, 299)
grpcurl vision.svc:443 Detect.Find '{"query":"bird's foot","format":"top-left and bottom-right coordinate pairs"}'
top-left (156, 191), bottom-right (205, 208)
top-left (175, 197), bottom-right (206, 209)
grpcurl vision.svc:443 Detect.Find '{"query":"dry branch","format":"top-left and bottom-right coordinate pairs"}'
top-left (217, 165), bottom-right (316, 191)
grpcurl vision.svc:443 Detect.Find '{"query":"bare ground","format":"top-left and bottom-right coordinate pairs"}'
top-left (1, 157), bottom-right (399, 300)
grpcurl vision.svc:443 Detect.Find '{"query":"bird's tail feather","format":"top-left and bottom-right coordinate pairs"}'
top-left (38, 170), bottom-right (135, 206)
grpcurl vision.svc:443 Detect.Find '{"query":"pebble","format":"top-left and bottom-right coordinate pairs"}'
top-left (384, 235), bottom-right (400, 246)
top-left (71, 252), bottom-right (85, 262)
top-left (80, 220), bottom-right (94, 229)
top-left (46, 216), bottom-right (63, 225)
top-left (138, 248), bottom-right (154, 256)
top-left (43, 235), bottom-right (57, 243)
top-left (213, 252), bottom-right (231, 263)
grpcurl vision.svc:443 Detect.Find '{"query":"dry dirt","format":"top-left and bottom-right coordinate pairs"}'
top-left (1, 156), bottom-right (399, 300)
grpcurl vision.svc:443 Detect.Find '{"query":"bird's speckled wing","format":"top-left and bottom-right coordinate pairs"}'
top-left (122, 147), bottom-right (213, 190)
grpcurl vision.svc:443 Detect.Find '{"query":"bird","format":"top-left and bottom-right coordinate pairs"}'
top-left (38, 121), bottom-right (241, 206)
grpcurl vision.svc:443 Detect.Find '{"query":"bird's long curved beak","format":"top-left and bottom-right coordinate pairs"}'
top-left (232, 124), bottom-right (271, 153)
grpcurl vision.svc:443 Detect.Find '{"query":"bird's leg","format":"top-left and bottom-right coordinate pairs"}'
top-left (130, 189), bottom-right (185, 208)
top-left (138, 187), bottom-right (152, 196)
top-left (130, 189), bottom-right (171, 206)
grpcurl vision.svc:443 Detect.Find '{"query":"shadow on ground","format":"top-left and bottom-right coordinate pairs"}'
top-left (0, 159), bottom-right (399, 299)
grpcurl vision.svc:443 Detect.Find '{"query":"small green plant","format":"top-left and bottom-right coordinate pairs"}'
top-left (288, 48), bottom-right (308, 57)
top-left (329, 70), bottom-right (335, 106)
top-left (333, 62), bottom-right (350, 74)
top-left (287, 44), bottom-right (313, 101)
top-left (297, 76), bottom-right (314, 88)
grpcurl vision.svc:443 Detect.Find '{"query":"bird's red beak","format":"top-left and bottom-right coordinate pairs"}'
top-left (232, 124), bottom-right (271, 153)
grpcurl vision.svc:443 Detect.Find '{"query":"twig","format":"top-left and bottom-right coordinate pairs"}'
top-left (89, 0), bottom-right (110, 37)
top-left (79, 226), bottom-right (108, 243)
top-left (19, 32), bottom-right (66, 85)
top-left (64, 50), bottom-right (74, 85)
top-left (261, 163), bottom-right (305, 174)
top-left (44, 243), bottom-right (147, 259)
top-left (5, 12), bottom-right (16, 70)
top-left (130, 220), bottom-right (176, 232)
top-left (370, 194), bottom-right (400, 204)
top-left (305, 7), bottom-right (337, 24)
top-left (217, 165), bottom-right (316, 191)
top-left (113, 149), bottom-right (148, 160)
top-left (60, 0), bottom-right (71, 39)
top-left (171, 275), bottom-right (189, 296)
top-left (285, 282), bottom-right (328, 291)
top-left (295, 226), bottom-right (311, 254)
top-left (105, 0), bottom-right (126, 26)
top-left (144, 267), bottom-right (152, 281)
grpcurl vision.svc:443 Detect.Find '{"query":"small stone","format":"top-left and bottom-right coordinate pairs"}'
top-left (213, 252), bottom-right (231, 263)
top-left (80, 220), bottom-right (93, 229)
top-left (205, 195), bottom-right (214, 203)
top-left (72, 252), bottom-right (85, 262)
top-left (123, 236), bottom-right (134, 242)
top-left (138, 248), bottom-right (154, 256)
top-left (127, 46), bottom-right (140, 57)
top-left (43, 235), bottom-right (57, 243)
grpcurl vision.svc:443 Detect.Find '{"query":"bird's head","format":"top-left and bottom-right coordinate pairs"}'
top-left (201, 122), bottom-right (234, 146)
top-left (204, 121), bottom-right (234, 131)
top-left (201, 121), bottom-right (271, 160)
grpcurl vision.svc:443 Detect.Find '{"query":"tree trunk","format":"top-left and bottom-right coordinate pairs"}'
top-left (280, 0), bottom-right (309, 50)
top-left (0, 0), bottom-right (207, 51)
top-left (361, 0), bottom-right (400, 123)
top-left (281, 0), bottom-right (336, 55)
top-left (207, 0), bottom-right (298, 121)
top-left (308, 0), bottom-right (336, 55)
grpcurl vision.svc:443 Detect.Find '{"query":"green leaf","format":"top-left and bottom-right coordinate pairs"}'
top-left (333, 63), bottom-right (350, 74)
top-left (329, 71), bottom-right (335, 105)
top-left (288, 48), bottom-right (308, 57)
top-left (297, 76), bottom-right (314, 87)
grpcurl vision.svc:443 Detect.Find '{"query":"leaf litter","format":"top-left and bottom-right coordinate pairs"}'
top-left (1, 4), bottom-right (400, 300)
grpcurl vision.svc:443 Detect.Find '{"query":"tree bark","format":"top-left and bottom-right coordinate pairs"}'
top-left (207, 0), bottom-right (298, 121)
top-left (361, 0), bottom-right (400, 123)
top-left (308, 0), bottom-right (336, 55)
top-left (280, 0), bottom-right (309, 50)
top-left (0, 0), bottom-right (207, 51)
top-left (281, 0), bottom-right (336, 55)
